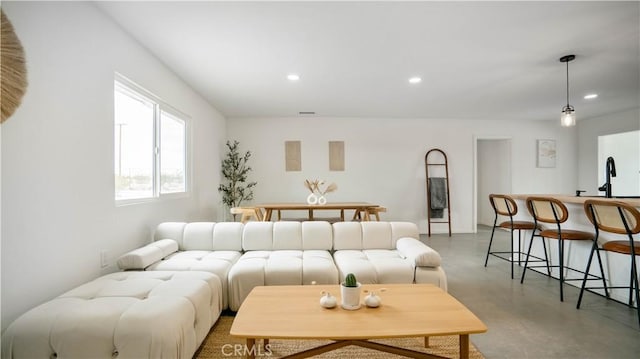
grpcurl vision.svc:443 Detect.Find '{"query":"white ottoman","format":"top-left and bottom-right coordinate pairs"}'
top-left (1, 271), bottom-right (222, 359)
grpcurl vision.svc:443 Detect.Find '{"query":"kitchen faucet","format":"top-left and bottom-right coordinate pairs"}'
top-left (598, 156), bottom-right (616, 198)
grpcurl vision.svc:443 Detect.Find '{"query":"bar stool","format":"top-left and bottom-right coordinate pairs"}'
top-left (577, 199), bottom-right (640, 326)
top-left (484, 194), bottom-right (547, 279)
top-left (520, 196), bottom-right (595, 301)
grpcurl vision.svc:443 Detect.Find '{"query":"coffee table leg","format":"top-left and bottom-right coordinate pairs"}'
top-left (246, 338), bottom-right (256, 359)
top-left (459, 334), bottom-right (469, 359)
top-left (424, 336), bottom-right (430, 348)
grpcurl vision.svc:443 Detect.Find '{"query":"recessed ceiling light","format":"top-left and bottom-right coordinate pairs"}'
top-left (408, 77), bottom-right (422, 84)
top-left (584, 93), bottom-right (598, 100)
top-left (287, 74), bottom-right (300, 81)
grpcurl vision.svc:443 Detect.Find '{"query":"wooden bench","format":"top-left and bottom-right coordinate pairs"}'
top-left (230, 207), bottom-right (264, 223)
top-left (353, 206), bottom-right (387, 221)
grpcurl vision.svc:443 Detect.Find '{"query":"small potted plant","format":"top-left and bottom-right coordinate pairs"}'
top-left (340, 273), bottom-right (361, 310)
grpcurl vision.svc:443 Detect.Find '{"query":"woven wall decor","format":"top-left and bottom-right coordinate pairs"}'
top-left (1, 9), bottom-right (28, 123)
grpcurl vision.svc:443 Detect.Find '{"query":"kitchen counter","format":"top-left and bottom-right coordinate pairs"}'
top-left (510, 194), bottom-right (640, 207)
top-left (507, 193), bottom-right (638, 305)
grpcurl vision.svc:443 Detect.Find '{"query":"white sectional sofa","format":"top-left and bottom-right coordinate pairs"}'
top-left (118, 220), bottom-right (447, 311)
top-left (2, 271), bottom-right (222, 359)
top-left (2, 220), bottom-right (446, 359)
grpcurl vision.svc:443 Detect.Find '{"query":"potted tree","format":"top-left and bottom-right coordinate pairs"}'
top-left (218, 140), bottom-right (257, 220)
top-left (340, 273), bottom-right (362, 310)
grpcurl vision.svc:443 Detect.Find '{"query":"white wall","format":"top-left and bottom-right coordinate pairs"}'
top-left (577, 107), bottom-right (640, 195)
top-left (228, 117), bottom-right (578, 233)
top-left (1, 2), bottom-right (226, 330)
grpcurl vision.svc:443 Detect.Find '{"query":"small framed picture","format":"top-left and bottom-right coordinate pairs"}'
top-left (537, 139), bottom-right (556, 168)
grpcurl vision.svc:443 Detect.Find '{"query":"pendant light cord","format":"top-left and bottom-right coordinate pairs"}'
top-left (566, 61), bottom-right (570, 106)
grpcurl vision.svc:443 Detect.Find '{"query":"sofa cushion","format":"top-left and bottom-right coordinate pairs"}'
top-left (389, 221), bottom-right (420, 241)
top-left (361, 222), bottom-right (394, 249)
top-left (272, 222), bottom-right (302, 250)
top-left (154, 222), bottom-right (187, 242)
top-left (147, 251), bottom-right (241, 310)
top-left (117, 239), bottom-right (179, 270)
top-left (331, 221), bottom-right (446, 291)
top-left (227, 249), bottom-right (338, 311)
top-left (396, 237), bottom-right (442, 267)
top-left (212, 222), bottom-right (245, 250)
top-left (301, 221), bottom-right (334, 250)
top-left (153, 222), bottom-right (243, 251)
top-left (242, 222), bottom-right (274, 250)
top-left (333, 221), bottom-right (420, 250)
top-left (365, 249), bottom-right (415, 283)
top-left (131, 222), bottom-right (244, 310)
top-left (242, 221), bottom-right (334, 251)
top-left (332, 222), bottom-right (363, 250)
top-left (1, 271), bottom-right (222, 359)
top-left (333, 249), bottom-right (414, 284)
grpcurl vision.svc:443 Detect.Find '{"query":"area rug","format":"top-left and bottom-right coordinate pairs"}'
top-left (195, 315), bottom-right (485, 358)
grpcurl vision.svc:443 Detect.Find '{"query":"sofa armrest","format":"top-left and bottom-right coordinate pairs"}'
top-left (396, 237), bottom-right (442, 267)
top-left (117, 239), bottom-right (179, 270)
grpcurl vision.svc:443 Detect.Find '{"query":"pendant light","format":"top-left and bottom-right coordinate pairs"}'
top-left (560, 54), bottom-right (576, 127)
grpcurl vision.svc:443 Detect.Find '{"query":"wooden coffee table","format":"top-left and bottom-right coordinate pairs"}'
top-left (230, 284), bottom-right (487, 359)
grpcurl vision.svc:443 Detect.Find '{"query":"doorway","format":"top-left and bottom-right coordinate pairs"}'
top-left (475, 138), bottom-right (513, 228)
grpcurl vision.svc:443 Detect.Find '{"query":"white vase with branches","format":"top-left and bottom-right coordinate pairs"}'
top-left (304, 179), bottom-right (337, 205)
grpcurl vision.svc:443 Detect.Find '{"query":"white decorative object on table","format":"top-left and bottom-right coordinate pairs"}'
top-left (364, 288), bottom-right (386, 308)
top-left (319, 182), bottom-right (337, 205)
top-left (306, 193), bottom-right (318, 205)
top-left (304, 179), bottom-right (337, 205)
top-left (320, 291), bottom-right (337, 309)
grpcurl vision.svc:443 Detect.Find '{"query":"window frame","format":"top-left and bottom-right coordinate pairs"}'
top-left (114, 73), bottom-right (191, 205)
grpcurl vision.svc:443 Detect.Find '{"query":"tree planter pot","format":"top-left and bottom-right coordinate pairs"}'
top-left (340, 282), bottom-right (361, 310)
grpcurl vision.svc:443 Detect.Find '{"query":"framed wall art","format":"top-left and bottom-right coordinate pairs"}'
top-left (537, 139), bottom-right (556, 168)
top-left (285, 140), bottom-right (301, 171)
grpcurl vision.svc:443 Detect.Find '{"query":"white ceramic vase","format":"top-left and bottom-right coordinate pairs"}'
top-left (364, 291), bottom-right (381, 308)
top-left (306, 193), bottom-right (318, 205)
top-left (340, 282), bottom-right (361, 310)
top-left (320, 292), bottom-right (337, 309)
top-left (318, 195), bottom-right (327, 205)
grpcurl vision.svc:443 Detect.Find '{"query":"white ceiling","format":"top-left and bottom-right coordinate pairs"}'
top-left (96, 1), bottom-right (640, 122)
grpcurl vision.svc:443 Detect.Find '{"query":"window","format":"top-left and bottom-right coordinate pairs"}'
top-left (114, 75), bottom-right (188, 201)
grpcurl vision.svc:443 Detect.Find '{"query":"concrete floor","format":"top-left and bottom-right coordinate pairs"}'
top-left (422, 225), bottom-right (640, 359)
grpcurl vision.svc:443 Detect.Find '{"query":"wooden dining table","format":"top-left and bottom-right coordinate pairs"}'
top-left (253, 202), bottom-right (380, 222)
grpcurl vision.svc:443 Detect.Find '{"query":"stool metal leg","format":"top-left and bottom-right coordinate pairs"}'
top-left (484, 216), bottom-right (498, 268)
top-left (632, 256), bottom-right (640, 327)
top-left (594, 244), bottom-right (608, 299)
top-left (510, 227), bottom-right (515, 279)
top-left (578, 239), bottom-right (601, 308)
top-left (520, 228), bottom-right (537, 284)
top-left (541, 237), bottom-right (551, 275)
top-left (559, 237), bottom-right (565, 302)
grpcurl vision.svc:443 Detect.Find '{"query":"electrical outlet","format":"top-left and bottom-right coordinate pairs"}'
top-left (100, 250), bottom-right (109, 268)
